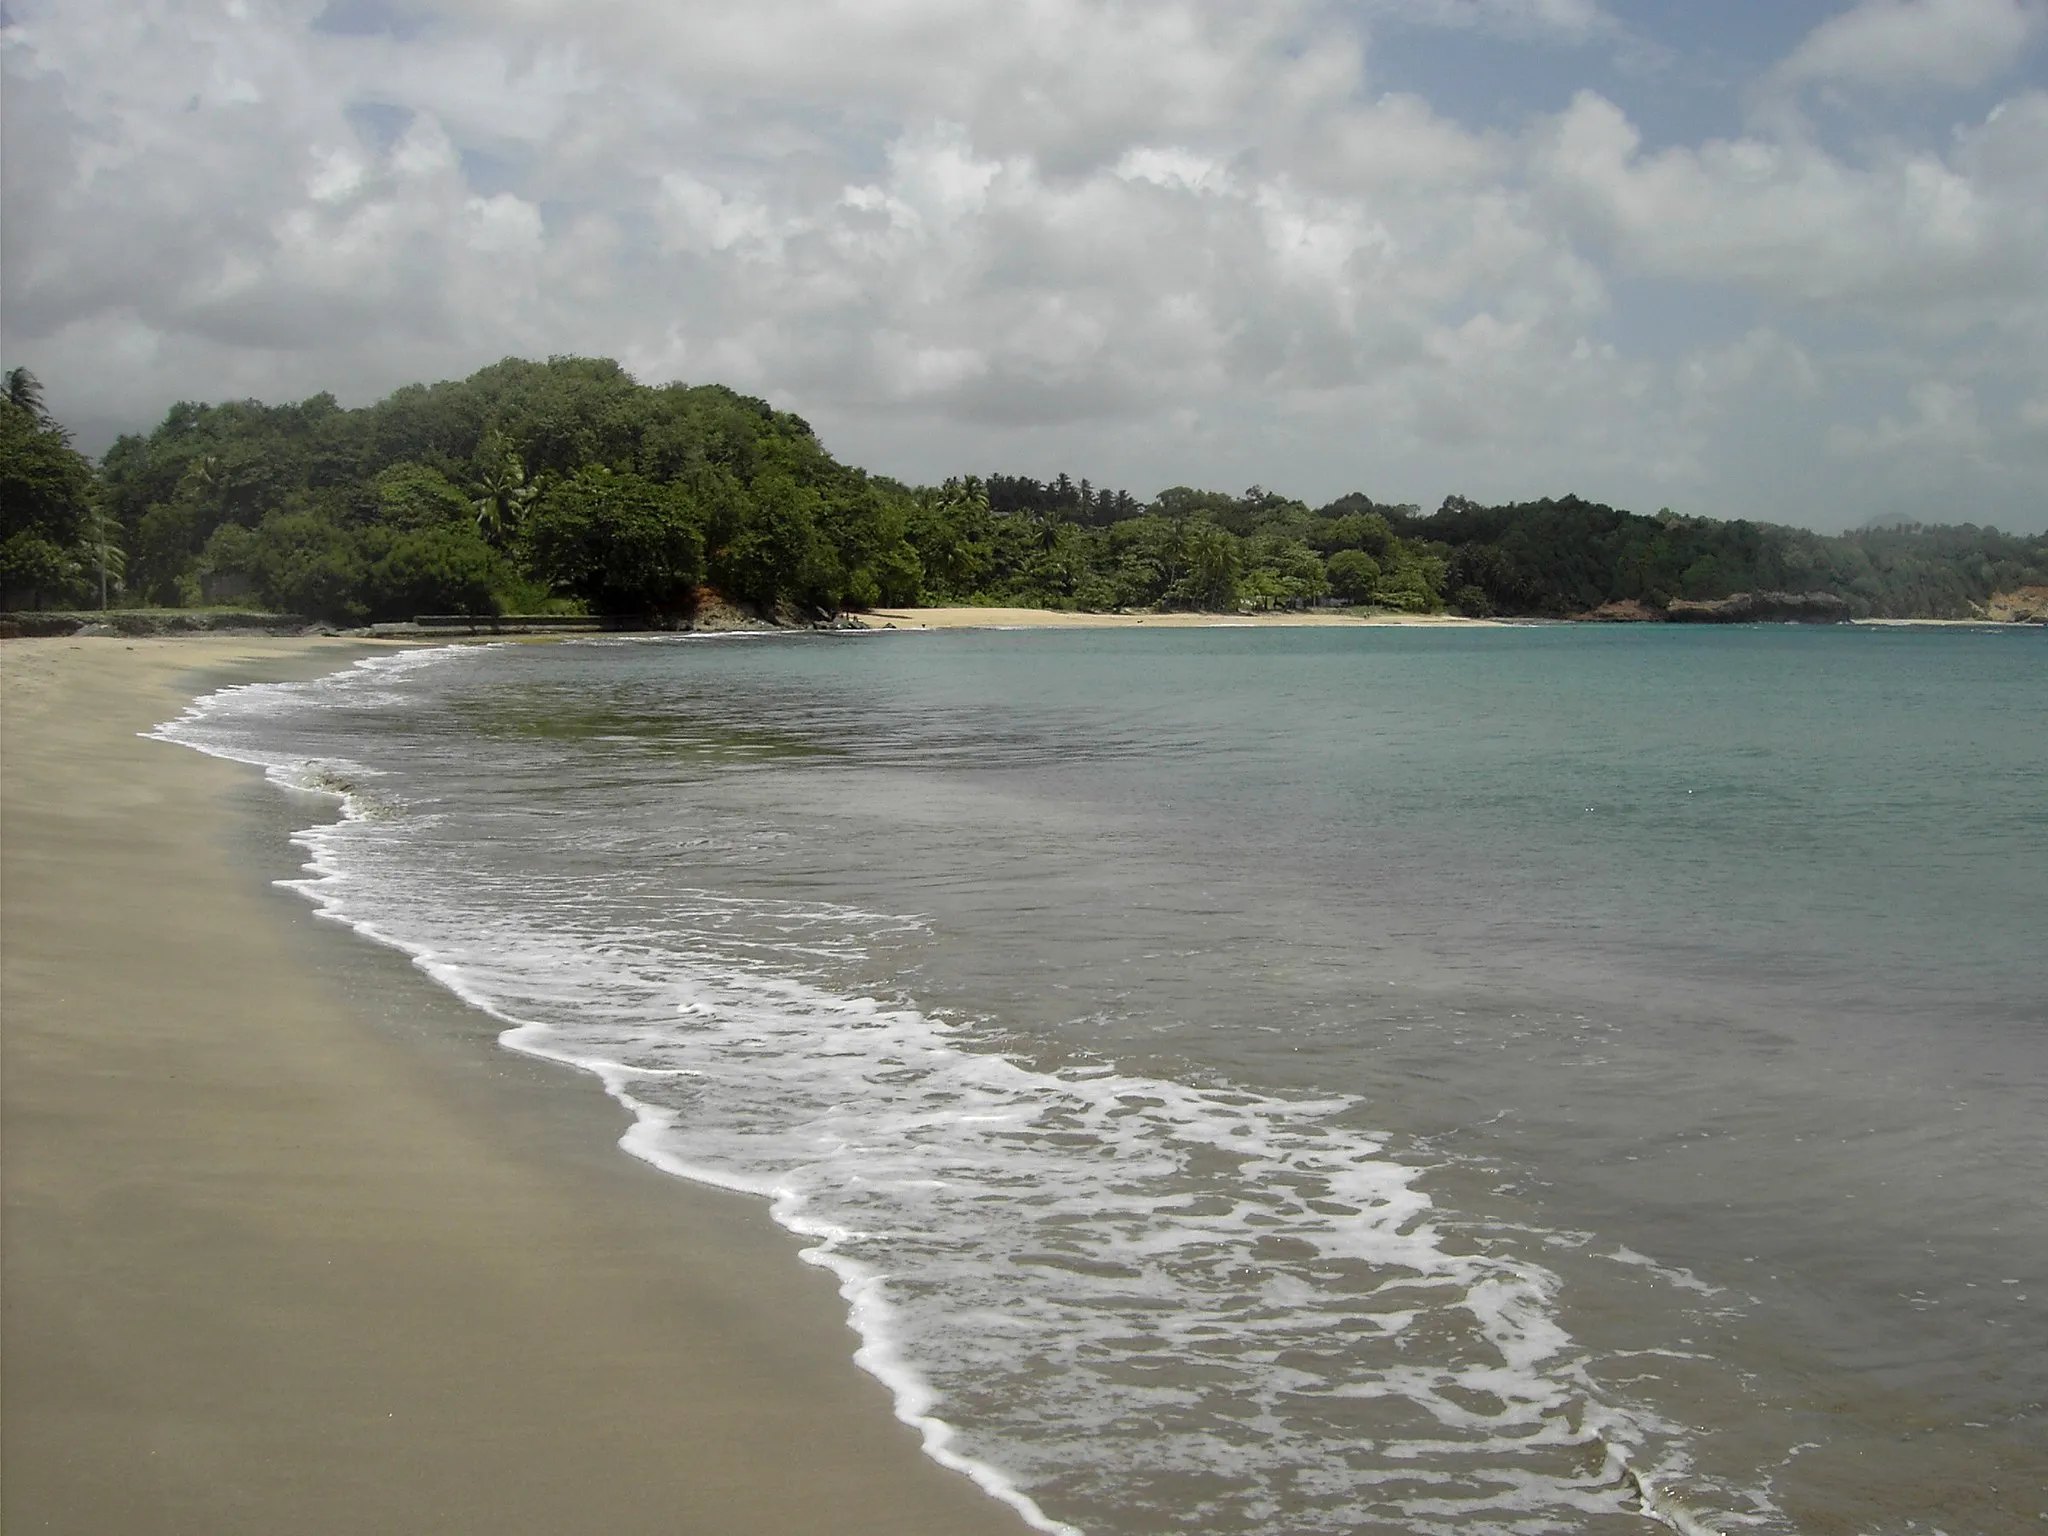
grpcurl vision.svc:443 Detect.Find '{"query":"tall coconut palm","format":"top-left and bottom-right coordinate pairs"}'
top-left (83, 500), bottom-right (126, 609)
top-left (1034, 503), bottom-right (1068, 556)
top-left (471, 451), bottom-right (536, 544)
top-left (3, 366), bottom-right (47, 421)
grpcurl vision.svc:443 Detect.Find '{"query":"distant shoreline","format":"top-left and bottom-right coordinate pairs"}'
top-left (864, 606), bottom-right (1510, 630)
top-left (861, 606), bottom-right (2040, 632)
top-left (4, 604), bottom-right (2038, 645)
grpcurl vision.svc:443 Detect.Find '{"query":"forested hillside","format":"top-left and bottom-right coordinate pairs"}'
top-left (4, 356), bottom-right (2043, 622)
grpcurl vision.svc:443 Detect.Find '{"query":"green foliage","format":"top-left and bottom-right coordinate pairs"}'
top-left (197, 522), bottom-right (259, 603)
top-left (56, 354), bottom-right (2046, 625)
top-left (0, 532), bottom-right (83, 607)
top-left (0, 378), bottom-right (100, 607)
top-left (247, 511), bottom-right (371, 622)
top-left (1, 404), bottom-right (91, 546)
top-left (1246, 537), bottom-right (1330, 608)
top-left (1413, 495), bottom-right (2048, 618)
top-left (79, 502), bottom-right (127, 603)
top-left (1150, 486), bottom-right (1241, 524)
top-left (368, 525), bottom-right (506, 619)
top-left (1326, 549), bottom-right (1381, 603)
top-left (467, 431), bottom-right (536, 543)
top-left (1311, 512), bottom-right (1395, 558)
top-left (1176, 522), bottom-right (1243, 610)
top-left (5, 367), bottom-right (49, 418)
top-left (377, 463), bottom-right (475, 530)
top-left (524, 468), bottom-right (704, 617)
top-left (1374, 556), bottom-right (1447, 613)
top-left (711, 472), bottom-right (827, 609)
top-left (1097, 517), bottom-right (1186, 609)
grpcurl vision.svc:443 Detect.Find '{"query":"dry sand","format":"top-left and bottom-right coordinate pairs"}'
top-left (865, 605), bottom-right (1499, 629)
top-left (1, 635), bottom-right (1032, 1536)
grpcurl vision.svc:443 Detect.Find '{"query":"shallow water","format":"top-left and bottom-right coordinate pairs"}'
top-left (159, 626), bottom-right (2048, 1533)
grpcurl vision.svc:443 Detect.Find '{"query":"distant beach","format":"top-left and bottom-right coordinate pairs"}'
top-left (865, 605), bottom-right (1505, 629)
top-left (0, 635), bottom-right (1032, 1536)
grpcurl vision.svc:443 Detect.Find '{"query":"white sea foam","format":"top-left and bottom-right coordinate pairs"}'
top-left (153, 647), bottom-right (1731, 1534)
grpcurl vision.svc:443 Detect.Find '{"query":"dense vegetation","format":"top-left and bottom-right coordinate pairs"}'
top-left (0, 369), bottom-right (123, 610)
top-left (3, 356), bottom-right (2042, 622)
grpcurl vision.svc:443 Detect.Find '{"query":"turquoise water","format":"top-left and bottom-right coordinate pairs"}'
top-left (163, 625), bottom-right (2047, 1533)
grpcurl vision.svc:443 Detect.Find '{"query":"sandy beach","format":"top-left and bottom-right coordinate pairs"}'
top-left (865, 605), bottom-right (1500, 629)
top-left (1, 635), bottom-right (1032, 1535)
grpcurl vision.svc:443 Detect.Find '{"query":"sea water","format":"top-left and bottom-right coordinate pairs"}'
top-left (157, 626), bottom-right (2047, 1534)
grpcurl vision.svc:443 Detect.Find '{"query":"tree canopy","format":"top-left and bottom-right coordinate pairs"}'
top-left (0, 372), bottom-right (112, 610)
top-left (5, 355), bottom-right (2041, 621)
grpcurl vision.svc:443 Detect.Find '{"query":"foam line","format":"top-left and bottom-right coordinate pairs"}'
top-left (151, 647), bottom-right (1750, 1535)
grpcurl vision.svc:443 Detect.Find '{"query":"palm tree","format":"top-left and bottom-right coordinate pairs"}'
top-left (84, 501), bottom-right (126, 609)
top-left (471, 450), bottom-right (536, 544)
top-left (4, 366), bottom-right (47, 420)
top-left (1034, 504), bottom-right (1067, 556)
top-left (180, 453), bottom-right (222, 497)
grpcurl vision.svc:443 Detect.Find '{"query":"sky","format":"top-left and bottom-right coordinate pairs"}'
top-left (4, 0), bottom-right (2045, 532)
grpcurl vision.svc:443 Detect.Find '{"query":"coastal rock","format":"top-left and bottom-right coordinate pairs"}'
top-left (1983, 585), bottom-right (2047, 624)
top-left (1663, 591), bottom-right (1849, 624)
top-left (1576, 599), bottom-right (1663, 623)
top-left (387, 593), bottom-right (872, 637)
top-left (0, 609), bottom-right (317, 639)
top-left (0, 613), bottom-right (85, 638)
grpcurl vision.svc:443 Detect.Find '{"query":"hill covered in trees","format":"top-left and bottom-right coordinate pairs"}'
top-left (4, 356), bottom-right (2043, 623)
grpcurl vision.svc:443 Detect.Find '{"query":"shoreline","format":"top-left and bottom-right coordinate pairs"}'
top-left (864, 606), bottom-right (2041, 631)
top-left (1, 635), bottom-right (1032, 1535)
top-left (864, 605), bottom-right (1505, 629)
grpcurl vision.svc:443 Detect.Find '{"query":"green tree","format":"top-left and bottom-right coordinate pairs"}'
top-left (0, 377), bottom-right (97, 608)
top-left (1311, 512), bottom-right (1394, 558)
top-left (1249, 538), bottom-right (1330, 607)
top-left (468, 434), bottom-right (537, 543)
top-left (906, 476), bottom-right (993, 601)
top-left (1326, 548), bottom-right (1381, 603)
top-left (523, 468), bottom-right (704, 617)
top-left (247, 511), bottom-right (372, 621)
top-left (80, 500), bottom-right (127, 608)
top-left (1238, 566), bottom-right (1287, 611)
top-left (366, 526), bottom-right (506, 620)
top-left (713, 473), bottom-right (840, 610)
top-left (1174, 522), bottom-right (1242, 610)
top-left (4, 366), bottom-right (49, 418)
top-left (1374, 551), bottom-right (1447, 613)
top-left (373, 463), bottom-right (476, 531)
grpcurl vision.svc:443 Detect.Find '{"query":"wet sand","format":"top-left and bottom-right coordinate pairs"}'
top-left (1, 635), bottom-right (1033, 1536)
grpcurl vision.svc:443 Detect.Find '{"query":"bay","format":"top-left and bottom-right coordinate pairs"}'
top-left (161, 624), bottom-right (2048, 1534)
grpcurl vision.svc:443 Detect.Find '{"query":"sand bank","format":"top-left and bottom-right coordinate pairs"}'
top-left (1, 635), bottom-right (1031, 1536)
top-left (865, 605), bottom-right (1500, 629)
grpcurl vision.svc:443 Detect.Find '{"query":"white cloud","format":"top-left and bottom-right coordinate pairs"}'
top-left (1532, 90), bottom-right (2048, 321)
top-left (1776, 0), bottom-right (2044, 93)
top-left (1, 0), bottom-right (2044, 530)
top-left (1679, 329), bottom-right (1819, 414)
top-left (464, 192), bottom-right (543, 254)
top-left (1354, 0), bottom-right (1613, 42)
top-left (1830, 380), bottom-right (1990, 456)
top-left (1116, 147), bottom-right (1234, 196)
top-left (657, 174), bottom-right (783, 258)
top-left (306, 146), bottom-right (367, 203)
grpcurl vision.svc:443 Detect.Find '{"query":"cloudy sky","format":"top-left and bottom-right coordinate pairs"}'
top-left (5, 0), bottom-right (2045, 530)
